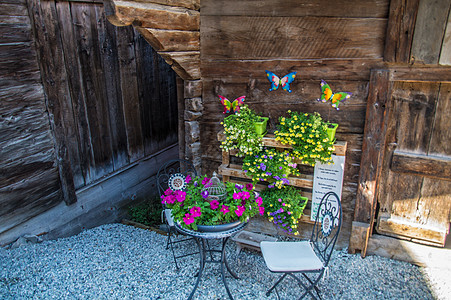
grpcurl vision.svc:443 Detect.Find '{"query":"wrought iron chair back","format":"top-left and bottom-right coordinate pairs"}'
top-left (157, 159), bottom-right (197, 196)
top-left (310, 191), bottom-right (342, 267)
top-left (156, 159), bottom-right (198, 269)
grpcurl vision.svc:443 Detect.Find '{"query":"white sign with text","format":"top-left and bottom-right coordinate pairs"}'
top-left (310, 155), bottom-right (345, 221)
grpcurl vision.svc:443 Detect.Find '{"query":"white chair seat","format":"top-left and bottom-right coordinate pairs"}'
top-left (165, 209), bottom-right (175, 227)
top-left (261, 241), bottom-right (323, 272)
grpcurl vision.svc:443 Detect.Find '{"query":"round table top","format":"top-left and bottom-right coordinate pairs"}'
top-left (174, 222), bottom-right (247, 239)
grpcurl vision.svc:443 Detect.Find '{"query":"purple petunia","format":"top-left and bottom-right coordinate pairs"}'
top-left (260, 163), bottom-right (266, 171)
top-left (201, 190), bottom-right (209, 199)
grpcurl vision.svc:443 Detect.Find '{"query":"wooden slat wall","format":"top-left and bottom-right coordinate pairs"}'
top-left (200, 0), bottom-right (390, 247)
top-left (1, 0), bottom-right (178, 234)
top-left (0, 0), bottom-right (63, 232)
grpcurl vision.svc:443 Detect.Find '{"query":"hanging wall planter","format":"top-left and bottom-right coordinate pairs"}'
top-left (326, 123), bottom-right (339, 142)
top-left (254, 116), bottom-right (269, 136)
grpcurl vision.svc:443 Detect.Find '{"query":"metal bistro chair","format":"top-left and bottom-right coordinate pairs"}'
top-left (261, 191), bottom-right (343, 300)
top-left (157, 159), bottom-right (198, 269)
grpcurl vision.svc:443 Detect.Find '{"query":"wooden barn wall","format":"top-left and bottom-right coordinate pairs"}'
top-left (199, 0), bottom-right (390, 246)
top-left (1, 0), bottom-right (178, 236)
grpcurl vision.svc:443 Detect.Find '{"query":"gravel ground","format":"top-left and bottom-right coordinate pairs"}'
top-left (1, 223), bottom-right (449, 300)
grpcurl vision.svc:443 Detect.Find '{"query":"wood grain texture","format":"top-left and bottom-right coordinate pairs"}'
top-left (383, 0), bottom-right (420, 63)
top-left (439, 9), bottom-right (451, 65)
top-left (137, 28), bottom-right (199, 52)
top-left (201, 0), bottom-right (389, 18)
top-left (201, 16), bottom-right (387, 60)
top-left (391, 150), bottom-right (451, 181)
top-left (411, 0), bottom-right (451, 64)
top-left (389, 65), bottom-right (451, 82)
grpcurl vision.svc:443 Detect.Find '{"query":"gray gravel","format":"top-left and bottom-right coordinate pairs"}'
top-left (0, 223), bottom-right (448, 300)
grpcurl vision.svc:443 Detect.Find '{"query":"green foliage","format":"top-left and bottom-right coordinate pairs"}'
top-left (260, 186), bottom-right (309, 235)
top-left (128, 196), bottom-right (162, 226)
top-left (274, 110), bottom-right (335, 166)
top-left (220, 105), bottom-right (264, 157)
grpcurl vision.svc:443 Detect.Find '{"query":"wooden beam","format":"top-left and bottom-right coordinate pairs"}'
top-left (391, 150), bottom-right (451, 181)
top-left (158, 51), bottom-right (200, 80)
top-left (411, 0), bottom-right (450, 64)
top-left (137, 28), bottom-right (199, 52)
top-left (389, 65), bottom-right (451, 82)
top-left (383, 0), bottom-right (419, 63)
top-left (350, 69), bottom-right (391, 255)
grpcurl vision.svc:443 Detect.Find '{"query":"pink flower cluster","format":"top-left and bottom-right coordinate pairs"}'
top-left (161, 189), bottom-right (186, 204)
top-left (183, 206), bottom-right (202, 225)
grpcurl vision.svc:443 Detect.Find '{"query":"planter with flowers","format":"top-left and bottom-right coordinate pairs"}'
top-left (242, 147), bottom-right (301, 189)
top-left (161, 173), bottom-right (265, 231)
top-left (274, 110), bottom-right (335, 166)
top-left (260, 186), bottom-right (308, 235)
top-left (220, 105), bottom-right (266, 157)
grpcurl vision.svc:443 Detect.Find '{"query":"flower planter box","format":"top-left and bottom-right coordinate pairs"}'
top-left (217, 132), bottom-right (347, 225)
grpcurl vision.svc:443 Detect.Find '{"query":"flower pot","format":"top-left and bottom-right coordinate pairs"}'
top-left (254, 117), bottom-right (269, 137)
top-left (326, 123), bottom-right (338, 142)
top-left (197, 220), bottom-right (242, 232)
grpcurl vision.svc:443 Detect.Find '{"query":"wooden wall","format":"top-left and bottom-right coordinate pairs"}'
top-left (199, 0), bottom-right (391, 246)
top-left (0, 0), bottom-right (179, 238)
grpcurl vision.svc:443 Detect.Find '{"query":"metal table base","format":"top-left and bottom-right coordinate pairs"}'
top-left (175, 222), bottom-right (246, 300)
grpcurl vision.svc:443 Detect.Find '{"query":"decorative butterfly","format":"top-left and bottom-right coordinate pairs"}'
top-left (317, 80), bottom-right (352, 110)
top-left (219, 95), bottom-right (246, 114)
top-left (265, 71), bottom-right (297, 93)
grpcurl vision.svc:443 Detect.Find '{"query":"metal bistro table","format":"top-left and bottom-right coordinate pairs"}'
top-left (174, 222), bottom-right (247, 300)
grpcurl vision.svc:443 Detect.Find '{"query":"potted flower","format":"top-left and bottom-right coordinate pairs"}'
top-left (242, 147), bottom-right (300, 189)
top-left (161, 174), bottom-right (265, 231)
top-left (260, 186), bottom-right (309, 235)
top-left (220, 105), bottom-right (267, 157)
top-left (274, 110), bottom-right (335, 166)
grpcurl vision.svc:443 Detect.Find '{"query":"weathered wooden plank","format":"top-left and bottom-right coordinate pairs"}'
top-left (201, 16), bottom-right (387, 60)
top-left (411, 0), bottom-right (450, 64)
top-left (202, 0), bottom-right (389, 18)
top-left (0, 23), bottom-right (32, 44)
top-left (95, 7), bottom-right (129, 171)
top-left (390, 65), bottom-right (451, 82)
top-left (201, 59), bottom-right (384, 81)
top-left (27, 0), bottom-right (77, 204)
top-left (55, 0), bottom-right (86, 189)
top-left (384, 0), bottom-right (420, 63)
top-left (0, 43), bottom-right (41, 85)
top-left (72, 2), bottom-right (115, 180)
top-left (350, 70), bottom-right (391, 255)
top-left (391, 150), bottom-right (451, 181)
top-left (377, 217), bottom-right (447, 246)
top-left (158, 50), bottom-right (200, 80)
top-left (105, 0), bottom-right (200, 30)
top-left (137, 28), bottom-right (199, 52)
top-left (116, 25), bottom-right (144, 162)
top-left (429, 83), bottom-right (451, 157)
top-left (439, 9), bottom-right (451, 65)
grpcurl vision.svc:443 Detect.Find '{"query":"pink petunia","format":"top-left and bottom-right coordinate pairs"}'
top-left (241, 191), bottom-right (250, 200)
top-left (185, 175), bottom-right (192, 184)
top-left (245, 183), bottom-right (253, 191)
top-left (210, 200), bottom-right (220, 210)
top-left (190, 206), bottom-right (202, 217)
top-left (255, 196), bottom-right (263, 207)
top-left (175, 191), bottom-right (186, 202)
top-left (220, 205), bottom-right (230, 215)
top-left (259, 206), bottom-right (265, 215)
top-left (233, 192), bottom-right (241, 200)
top-left (183, 213), bottom-right (194, 225)
top-left (235, 205), bottom-right (246, 217)
top-left (164, 188), bottom-right (172, 196)
top-left (202, 177), bottom-right (210, 185)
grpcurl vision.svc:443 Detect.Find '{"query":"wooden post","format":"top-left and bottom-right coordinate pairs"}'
top-left (349, 69), bottom-right (392, 256)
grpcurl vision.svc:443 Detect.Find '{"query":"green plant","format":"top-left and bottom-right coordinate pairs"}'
top-left (260, 186), bottom-right (308, 235)
top-left (128, 196), bottom-right (162, 226)
top-left (220, 105), bottom-right (265, 157)
top-left (242, 147), bottom-right (300, 189)
top-left (275, 110), bottom-right (335, 166)
top-left (161, 175), bottom-right (264, 230)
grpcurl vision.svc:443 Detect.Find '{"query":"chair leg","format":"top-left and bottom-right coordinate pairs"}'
top-left (290, 272), bottom-right (324, 300)
top-left (266, 273), bottom-right (288, 296)
top-left (167, 231), bottom-right (179, 269)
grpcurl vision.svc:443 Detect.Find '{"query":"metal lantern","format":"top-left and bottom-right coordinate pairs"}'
top-left (202, 172), bottom-right (227, 202)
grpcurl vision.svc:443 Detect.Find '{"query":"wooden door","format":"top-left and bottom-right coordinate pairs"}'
top-left (376, 81), bottom-right (451, 246)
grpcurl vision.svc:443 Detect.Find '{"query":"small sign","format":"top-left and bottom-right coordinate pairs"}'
top-left (311, 155), bottom-right (345, 221)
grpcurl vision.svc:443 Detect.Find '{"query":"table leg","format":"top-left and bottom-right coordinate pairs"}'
top-left (220, 237), bottom-right (236, 300)
top-left (223, 238), bottom-right (239, 279)
top-left (188, 237), bottom-right (204, 300)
